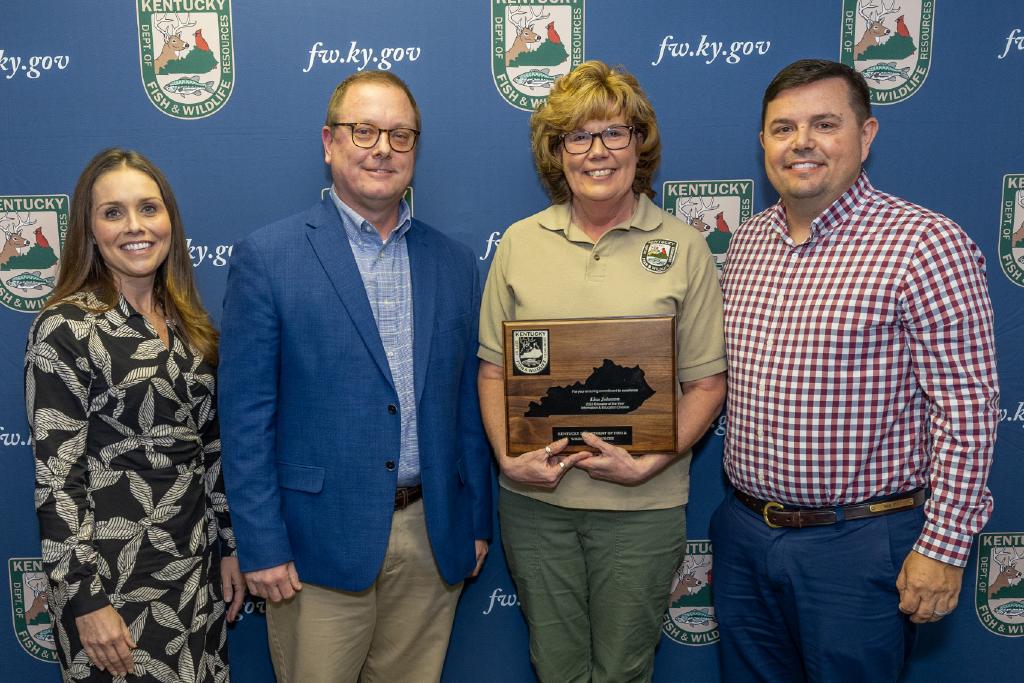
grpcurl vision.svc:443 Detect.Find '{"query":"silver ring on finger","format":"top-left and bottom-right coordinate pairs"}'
top-left (934, 609), bottom-right (950, 616)
top-left (559, 461), bottom-right (566, 470)
top-left (544, 445), bottom-right (552, 456)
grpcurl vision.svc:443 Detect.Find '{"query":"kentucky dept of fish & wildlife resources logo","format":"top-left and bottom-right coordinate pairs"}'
top-left (137, 1), bottom-right (235, 119)
top-left (999, 175), bottom-right (1024, 287)
top-left (0, 196), bottom-right (68, 313)
top-left (663, 179), bottom-right (753, 276)
top-left (9, 558), bottom-right (57, 663)
top-left (512, 329), bottom-right (549, 376)
top-left (975, 533), bottom-right (1024, 637)
top-left (662, 540), bottom-right (718, 646)
top-left (492, 0), bottom-right (584, 112)
top-left (840, 0), bottom-right (933, 104)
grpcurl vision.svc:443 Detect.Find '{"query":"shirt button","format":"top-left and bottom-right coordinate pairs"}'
top-left (776, 293), bottom-right (784, 305)
top-left (387, 404), bottom-right (397, 414)
top-left (758, 473), bottom-right (766, 483)
top-left (385, 460), bottom-right (396, 471)
top-left (758, 380), bottom-right (766, 393)
top-left (594, 254), bottom-right (601, 261)
top-left (765, 337), bottom-right (774, 348)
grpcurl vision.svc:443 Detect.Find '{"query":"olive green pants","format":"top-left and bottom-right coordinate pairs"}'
top-left (500, 489), bottom-right (686, 683)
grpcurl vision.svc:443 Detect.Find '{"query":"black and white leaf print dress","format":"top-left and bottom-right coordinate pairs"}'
top-left (25, 293), bottom-right (236, 683)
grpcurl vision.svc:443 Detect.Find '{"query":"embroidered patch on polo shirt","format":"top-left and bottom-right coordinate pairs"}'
top-left (641, 239), bottom-right (678, 273)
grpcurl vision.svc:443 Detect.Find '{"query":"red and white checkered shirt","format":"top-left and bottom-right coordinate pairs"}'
top-left (721, 173), bottom-right (999, 567)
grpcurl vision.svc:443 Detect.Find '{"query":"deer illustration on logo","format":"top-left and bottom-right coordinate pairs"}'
top-left (676, 197), bottom-right (721, 237)
top-left (506, 7), bottom-right (547, 66)
top-left (154, 13), bottom-right (196, 73)
top-left (0, 212), bottom-right (35, 268)
top-left (669, 556), bottom-right (710, 603)
top-left (989, 548), bottom-right (1024, 598)
top-left (854, 0), bottom-right (901, 59)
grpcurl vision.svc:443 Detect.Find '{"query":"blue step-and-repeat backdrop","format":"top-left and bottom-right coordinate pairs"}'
top-left (2, 2), bottom-right (1022, 681)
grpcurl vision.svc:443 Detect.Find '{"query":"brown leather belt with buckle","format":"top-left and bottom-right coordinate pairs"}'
top-left (735, 488), bottom-right (926, 529)
top-left (395, 485), bottom-right (423, 510)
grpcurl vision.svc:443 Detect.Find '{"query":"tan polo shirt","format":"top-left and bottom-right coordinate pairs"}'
top-left (478, 194), bottom-right (727, 510)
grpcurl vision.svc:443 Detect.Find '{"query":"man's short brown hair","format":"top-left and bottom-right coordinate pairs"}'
top-left (324, 71), bottom-right (421, 130)
top-left (761, 59), bottom-right (872, 127)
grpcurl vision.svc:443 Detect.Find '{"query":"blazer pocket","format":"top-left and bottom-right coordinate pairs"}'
top-left (435, 312), bottom-right (470, 333)
top-left (276, 461), bottom-right (325, 493)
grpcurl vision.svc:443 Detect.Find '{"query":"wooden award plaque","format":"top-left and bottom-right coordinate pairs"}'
top-left (502, 316), bottom-right (677, 456)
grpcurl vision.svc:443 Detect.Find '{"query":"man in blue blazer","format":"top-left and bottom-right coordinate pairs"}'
top-left (219, 71), bottom-right (492, 682)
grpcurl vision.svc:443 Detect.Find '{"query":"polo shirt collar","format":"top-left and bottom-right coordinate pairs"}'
top-left (537, 194), bottom-right (664, 239)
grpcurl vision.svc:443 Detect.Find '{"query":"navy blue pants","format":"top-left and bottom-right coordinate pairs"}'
top-left (709, 492), bottom-right (922, 683)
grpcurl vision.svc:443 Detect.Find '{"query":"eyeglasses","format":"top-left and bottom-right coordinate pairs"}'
top-left (559, 125), bottom-right (636, 154)
top-left (330, 122), bottom-right (420, 152)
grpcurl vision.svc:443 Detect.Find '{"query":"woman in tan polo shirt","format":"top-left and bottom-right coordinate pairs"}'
top-left (477, 61), bottom-right (727, 682)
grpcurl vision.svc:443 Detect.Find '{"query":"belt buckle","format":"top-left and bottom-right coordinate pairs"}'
top-left (762, 501), bottom-right (784, 528)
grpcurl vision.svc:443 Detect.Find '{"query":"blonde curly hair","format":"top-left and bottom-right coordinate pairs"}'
top-left (529, 60), bottom-right (661, 204)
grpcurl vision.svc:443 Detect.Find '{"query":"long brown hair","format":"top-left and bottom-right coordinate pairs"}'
top-left (47, 148), bottom-right (219, 364)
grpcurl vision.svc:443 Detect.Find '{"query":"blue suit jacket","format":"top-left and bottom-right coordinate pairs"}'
top-left (218, 198), bottom-right (492, 590)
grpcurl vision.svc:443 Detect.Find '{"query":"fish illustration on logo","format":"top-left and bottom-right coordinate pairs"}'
top-left (491, 1), bottom-right (584, 111)
top-left (137, 3), bottom-right (235, 119)
top-left (840, 0), bottom-right (934, 104)
top-left (0, 197), bottom-right (68, 313)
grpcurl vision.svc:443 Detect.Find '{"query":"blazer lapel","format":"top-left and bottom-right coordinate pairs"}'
top-left (407, 221), bottom-right (436, 404)
top-left (305, 199), bottom-right (394, 387)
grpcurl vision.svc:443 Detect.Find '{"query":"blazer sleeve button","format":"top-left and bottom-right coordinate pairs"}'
top-left (385, 460), bottom-right (396, 471)
top-left (387, 404), bottom-right (398, 414)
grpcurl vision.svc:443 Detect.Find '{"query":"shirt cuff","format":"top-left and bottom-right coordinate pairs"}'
top-left (913, 519), bottom-right (974, 567)
top-left (67, 574), bottom-right (112, 617)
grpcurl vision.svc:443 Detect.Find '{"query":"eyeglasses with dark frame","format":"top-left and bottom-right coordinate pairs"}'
top-left (330, 122), bottom-right (421, 153)
top-left (559, 125), bottom-right (636, 155)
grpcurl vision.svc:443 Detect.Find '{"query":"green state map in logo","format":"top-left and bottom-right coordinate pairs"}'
top-left (492, 0), bottom-right (584, 112)
top-left (9, 558), bottom-right (57, 663)
top-left (662, 540), bottom-right (718, 646)
top-left (0, 196), bottom-right (68, 313)
top-left (137, 1), bottom-right (235, 119)
top-left (840, 0), bottom-right (934, 104)
top-left (975, 533), bottom-right (1024, 637)
top-left (999, 175), bottom-right (1024, 287)
top-left (663, 179), bottom-right (753, 276)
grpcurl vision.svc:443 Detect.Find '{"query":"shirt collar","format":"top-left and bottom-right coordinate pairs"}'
top-left (769, 171), bottom-right (874, 243)
top-left (330, 186), bottom-right (412, 246)
top-left (537, 194), bottom-right (663, 240)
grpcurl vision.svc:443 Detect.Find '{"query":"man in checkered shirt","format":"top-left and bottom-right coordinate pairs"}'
top-left (711, 59), bottom-right (999, 683)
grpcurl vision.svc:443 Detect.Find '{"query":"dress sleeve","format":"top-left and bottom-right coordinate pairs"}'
top-left (900, 222), bottom-right (999, 567)
top-left (200, 366), bottom-right (236, 558)
top-left (25, 307), bottom-right (110, 617)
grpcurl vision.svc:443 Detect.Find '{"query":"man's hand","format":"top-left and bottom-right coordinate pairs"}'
top-left (245, 561), bottom-right (303, 603)
top-left (471, 540), bottom-right (489, 578)
top-left (221, 556), bottom-right (247, 621)
top-left (499, 438), bottom-right (591, 488)
top-left (896, 550), bottom-right (964, 623)
top-left (75, 605), bottom-right (136, 677)
top-left (573, 432), bottom-right (673, 485)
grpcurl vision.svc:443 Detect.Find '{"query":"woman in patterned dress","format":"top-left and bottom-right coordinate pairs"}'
top-left (25, 148), bottom-right (245, 681)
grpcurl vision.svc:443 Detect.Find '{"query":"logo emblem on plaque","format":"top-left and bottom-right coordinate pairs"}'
top-left (512, 329), bottom-right (550, 375)
top-left (641, 239), bottom-right (677, 274)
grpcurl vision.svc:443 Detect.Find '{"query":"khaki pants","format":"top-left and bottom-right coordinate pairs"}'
top-left (266, 499), bottom-right (463, 683)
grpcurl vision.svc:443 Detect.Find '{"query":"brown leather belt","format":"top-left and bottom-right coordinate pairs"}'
top-left (395, 485), bottom-right (423, 510)
top-left (734, 488), bottom-right (926, 529)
